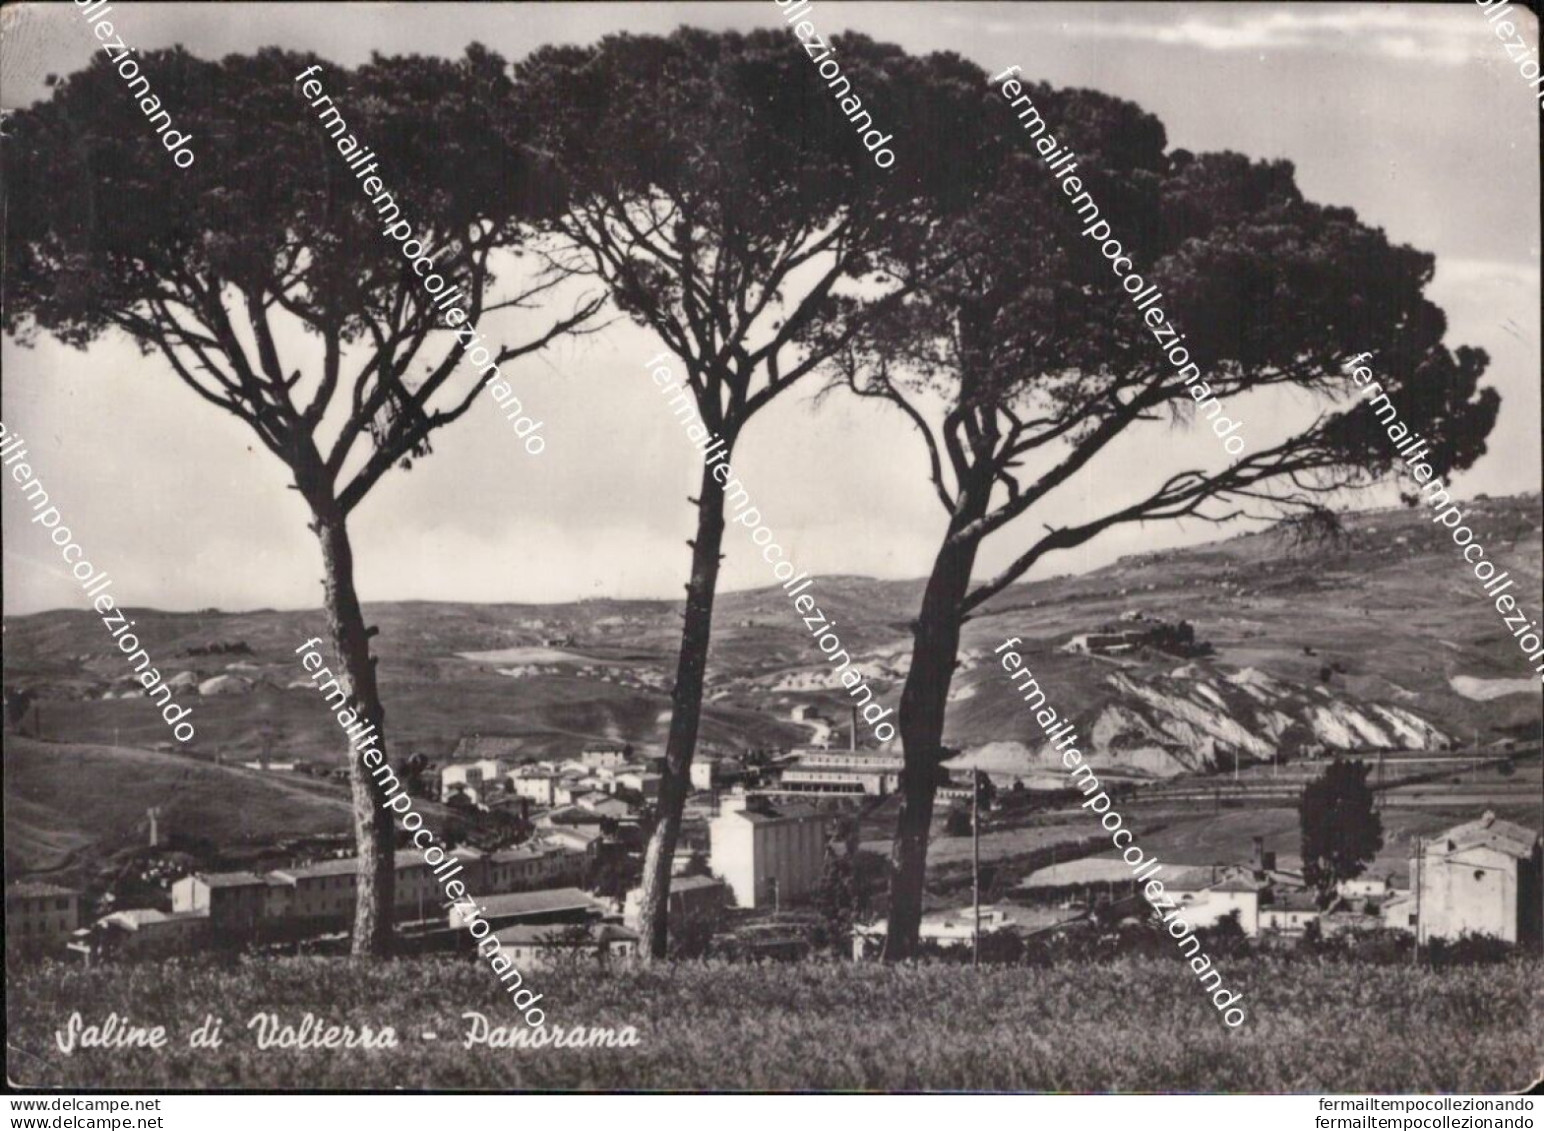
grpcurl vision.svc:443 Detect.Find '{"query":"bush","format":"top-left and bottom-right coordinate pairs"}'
top-left (944, 806), bottom-right (972, 838)
top-left (667, 907), bottom-right (719, 961)
top-left (1426, 932), bottom-right (1519, 968)
top-left (1193, 911), bottom-right (1253, 959)
top-left (1340, 927), bottom-right (1413, 964)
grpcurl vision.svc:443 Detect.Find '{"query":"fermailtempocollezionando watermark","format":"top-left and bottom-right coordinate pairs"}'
top-left (996, 636), bottom-right (1246, 1026)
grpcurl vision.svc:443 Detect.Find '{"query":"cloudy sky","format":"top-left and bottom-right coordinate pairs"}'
top-left (2, 2), bottom-right (1539, 616)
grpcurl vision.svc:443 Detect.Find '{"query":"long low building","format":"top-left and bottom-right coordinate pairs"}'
top-left (91, 908), bottom-right (210, 958)
top-left (854, 903), bottom-right (1081, 957)
top-left (493, 922), bottom-right (639, 968)
top-left (776, 750), bottom-right (903, 796)
top-left (449, 887), bottom-right (608, 933)
top-left (171, 839), bottom-right (590, 939)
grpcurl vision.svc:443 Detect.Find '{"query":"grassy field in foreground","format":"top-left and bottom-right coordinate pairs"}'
top-left (7, 956), bottom-right (1542, 1092)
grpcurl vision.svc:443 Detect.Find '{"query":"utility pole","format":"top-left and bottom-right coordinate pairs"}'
top-left (1412, 836), bottom-right (1422, 967)
top-left (972, 768), bottom-right (981, 968)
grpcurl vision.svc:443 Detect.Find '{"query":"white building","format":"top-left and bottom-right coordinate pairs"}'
top-left (441, 758), bottom-right (507, 801)
top-left (171, 872), bottom-right (273, 936)
top-left (93, 908), bottom-right (208, 957)
top-left (852, 904), bottom-right (1078, 958)
top-left (708, 795), bottom-right (827, 909)
top-left (1413, 812), bottom-right (1542, 945)
top-left (492, 922), bottom-right (639, 968)
top-left (615, 770), bottom-right (661, 800)
top-left (778, 750), bottom-right (903, 797)
top-left (689, 757), bottom-right (744, 792)
top-left (1259, 889), bottom-right (1321, 935)
top-left (482, 843), bottom-right (587, 893)
top-left (1380, 891), bottom-right (1417, 933)
top-left (509, 772), bottom-right (558, 806)
top-left (472, 758), bottom-right (507, 781)
top-left (1166, 871), bottom-right (1264, 936)
top-left (580, 745), bottom-right (630, 769)
top-left (269, 858), bottom-right (359, 924)
top-left (1337, 876), bottom-right (1393, 899)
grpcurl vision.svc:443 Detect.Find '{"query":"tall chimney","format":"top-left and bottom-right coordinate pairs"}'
top-left (851, 705), bottom-right (858, 753)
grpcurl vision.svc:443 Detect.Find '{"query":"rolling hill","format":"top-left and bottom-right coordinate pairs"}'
top-left (9, 492), bottom-right (1535, 759)
top-left (4, 492), bottom-right (1540, 876)
top-left (2, 736), bottom-right (355, 875)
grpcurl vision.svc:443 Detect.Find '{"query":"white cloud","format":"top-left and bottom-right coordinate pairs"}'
top-left (1434, 258), bottom-right (1541, 290)
top-left (1053, 7), bottom-right (1513, 67)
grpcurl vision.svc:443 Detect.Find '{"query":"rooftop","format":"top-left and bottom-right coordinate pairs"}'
top-left (102, 908), bottom-right (208, 929)
top-left (486, 843), bottom-right (575, 864)
top-left (790, 747), bottom-right (903, 762)
top-left (7, 881), bottom-right (80, 899)
top-left (734, 801), bottom-right (823, 825)
top-left (541, 827), bottom-right (603, 846)
top-left (1430, 813), bottom-right (1540, 860)
top-left (469, 887), bottom-right (603, 918)
top-left (578, 797), bottom-right (633, 814)
top-left (273, 857), bottom-right (359, 880)
top-left (195, 871), bottom-right (271, 889)
top-left (542, 805), bottom-right (606, 825)
top-left (393, 849), bottom-right (483, 870)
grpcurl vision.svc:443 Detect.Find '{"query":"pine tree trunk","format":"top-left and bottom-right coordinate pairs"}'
top-left (881, 532), bottom-right (981, 961)
top-left (311, 504), bottom-right (395, 958)
top-left (635, 458), bottom-right (729, 960)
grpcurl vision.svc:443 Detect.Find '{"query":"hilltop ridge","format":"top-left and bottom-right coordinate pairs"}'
top-left (4, 492), bottom-right (1539, 769)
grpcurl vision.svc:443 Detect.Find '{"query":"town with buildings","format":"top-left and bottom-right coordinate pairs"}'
top-left (10, 697), bottom-right (1540, 967)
